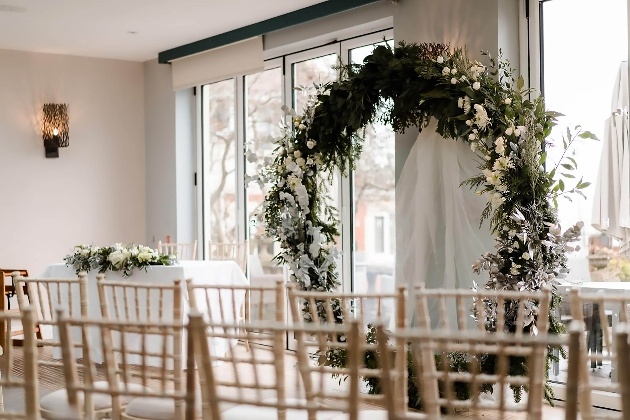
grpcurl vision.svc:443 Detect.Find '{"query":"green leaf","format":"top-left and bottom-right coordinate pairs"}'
top-left (577, 181), bottom-right (591, 189)
top-left (560, 173), bottom-right (575, 178)
top-left (561, 163), bottom-right (574, 170)
top-left (540, 152), bottom-right (547, 165)
top-left (578, 131), bottom-right (600, 141)
top-left (558, 179), bottom-right (565, 191)
top-left (567, 157), bottom-right (577, 167)
top-left (517, 75), bottom-right (524, 90)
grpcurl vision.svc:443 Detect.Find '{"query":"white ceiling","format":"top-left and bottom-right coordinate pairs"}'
top-left (0, 0), bottom-right (327, 62)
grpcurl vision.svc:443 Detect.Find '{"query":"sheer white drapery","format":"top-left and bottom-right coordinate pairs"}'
top-left (396, 120), bottom-right (494, 325)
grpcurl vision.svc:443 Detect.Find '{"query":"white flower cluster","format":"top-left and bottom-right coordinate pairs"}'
top-left (244, 95), bottom-right (341, 296)
top-left (64, 243), bottom-right (175, 277)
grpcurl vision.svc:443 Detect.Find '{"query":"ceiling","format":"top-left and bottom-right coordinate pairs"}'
top-left (0, 0), bottom-right (327, 62)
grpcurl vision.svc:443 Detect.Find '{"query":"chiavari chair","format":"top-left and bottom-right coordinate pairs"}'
top-left (55, 309), bottom-right (196, 420)
top-left (97, 276), bottom-right (188, 419)
top-left (12, 271), bottom-right (92, 419)
top-left (207, 242), bottom-right (248, 273)
top-left (158, 240), bottom-right (198, 261)
top-left (188, 311), bottom-right (385, 420)
top-left (286, 283), bottom-right (408, 416)
top-left (185, 278), bottom-right (285, 352)
top-left (0, 306), bottom-right (47, 419)
top-left (376, 321), bottom-right (583, 420)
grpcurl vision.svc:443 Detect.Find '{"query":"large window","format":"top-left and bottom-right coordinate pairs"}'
top-left (200, 30), bottom-right (394, 294)
top-left (542, 0), bottom-right (628, 408)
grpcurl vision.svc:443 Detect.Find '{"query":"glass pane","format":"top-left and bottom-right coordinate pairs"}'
top-left (245, 67), bottom-right (284, 292)
top-left (350, 41), bottom-right (396, 295)
top-left (543, 0), bottom-right (627, 395)
top-left (292, 54), bottom-right (338, 114)
top-left (202, 80), bottom-right (238, 245)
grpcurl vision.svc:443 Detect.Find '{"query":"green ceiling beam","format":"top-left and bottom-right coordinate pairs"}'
top-left (158, 0), bottom-right (383, 64)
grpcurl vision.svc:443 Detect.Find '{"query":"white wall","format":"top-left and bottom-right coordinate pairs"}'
top-left (144, 59), bottom-right (196, 250)
top-left (144, 59), bottom-right (177, 247)
top-left (0, 49), bottom-right (145, 276)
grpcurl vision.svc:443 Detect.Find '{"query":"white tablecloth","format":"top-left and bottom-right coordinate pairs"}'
top-left (43, 260), bottom-right (248, 365)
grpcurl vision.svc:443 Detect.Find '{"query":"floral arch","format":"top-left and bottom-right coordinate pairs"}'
top-left (248, 42), bottom-right (589, 402)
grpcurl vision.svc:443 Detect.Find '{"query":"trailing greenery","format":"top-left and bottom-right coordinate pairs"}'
top-left (248, 41), bottom-right (595, 405)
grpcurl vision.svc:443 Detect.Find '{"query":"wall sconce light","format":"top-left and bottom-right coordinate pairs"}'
top-left (42, 103), bottom-right (69, 158)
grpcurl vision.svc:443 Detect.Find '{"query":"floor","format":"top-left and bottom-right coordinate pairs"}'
top-left (0, 343), bottom-right (617, 419)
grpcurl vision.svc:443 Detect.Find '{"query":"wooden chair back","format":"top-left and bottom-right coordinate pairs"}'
top-left (286, 284), bottom-right (408, 412)
top-left (413, 285), bottom-right (552, 335)
top-left (56, 309), bottom-right (192, 420)
top-left (187, 313), bottom-right (372, 420)
top-left (158, 240), bottom-right (198, 260)
top-left (186, 278), bottom-right (285, 352)
top-left (207, 242), bottom-right (248, 273)
top-left (376, 321), bottom-right (582, 420)
top-left (0, 306), bottom-right (42, 419)
top-left (14, 272), bottom-right (89, 325)
top-left (13, 272), bottom-right (94, 418)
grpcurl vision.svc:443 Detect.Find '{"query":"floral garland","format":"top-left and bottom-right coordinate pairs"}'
top-left (64, 244), bottom-right (176, 277)
top-left (249, 42), bottom-right (594, 402)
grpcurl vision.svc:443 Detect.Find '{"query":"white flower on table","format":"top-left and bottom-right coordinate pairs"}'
top-left (442, 67), bottom-right (451, 76)
top-left (472, 81), bottom-right (481, 90)
top-left (108, 250), bottom-right (129, 269)
top-left (436, 56), bottom-right (444, 64)
top-left (307, 139), bottom-right (316, 149)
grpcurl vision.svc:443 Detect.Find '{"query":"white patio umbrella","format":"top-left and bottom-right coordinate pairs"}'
top-left (592, 61), bottom-right (630, 246)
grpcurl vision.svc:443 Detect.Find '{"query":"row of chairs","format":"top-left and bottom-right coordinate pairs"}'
top-left (3, 273), bottom-right (630, 419)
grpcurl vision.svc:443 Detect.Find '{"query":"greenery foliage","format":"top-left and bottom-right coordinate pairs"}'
top-left (250, 41), bottom-right (595, 405)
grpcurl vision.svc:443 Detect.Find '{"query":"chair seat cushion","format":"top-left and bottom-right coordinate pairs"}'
top-left (123, 394), bottom-right (201, 420)
top-left (40, 381), bottom-right (151, 419)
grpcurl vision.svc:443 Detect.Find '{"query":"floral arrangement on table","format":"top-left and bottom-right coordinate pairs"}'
top-left (64, 244), bottom-right (176, 277)
top-left (248, 42), bottom-right (596, 405)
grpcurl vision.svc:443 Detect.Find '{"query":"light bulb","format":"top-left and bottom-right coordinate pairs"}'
top-left (53, 128), bottom-right (59, 136)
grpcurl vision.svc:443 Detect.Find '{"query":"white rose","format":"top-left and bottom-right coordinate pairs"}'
top-left (296, 157), bottom-right (306, 168)
top-left (442, 67), bottom-right (451, 75)
top-left (465, 119), bottom-right (473, 126)
top-left (307, 140), bottom-right (316, 149)
top-left (505, 127), bottom-right (513, 136)
top-left (514, 128), bottom-right (521, 137)
top-left (468, 133), bottom-right (476, 141)
top-left (504, 98), bottom-right (512, 105)
top-left (138, 251), bottom-right (154, 262)
top-left (80, 249), bottom-right (90, 257)
top-left (436, 56), bottom-right (444, 64)
top-left (294, 150), bottom-right (302, 158)
top-left (472, 81), bottom-right (481, 90)
top-left (298, 123), bottom-right (306, 130)
top-left (108, 251), bottom-right (126, 268)
top-left (470, 142), bottom-right (478, 152)
top-left (451, 68), bottom-right (457, 75)
top-left (457, 97), bottom-right (464, 108)
top-left (451, 78), bottom-right (457, 84)
top-left (522, 252), bottom-right (531, 260)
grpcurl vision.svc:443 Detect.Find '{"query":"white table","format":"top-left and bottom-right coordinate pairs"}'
top-left (43, 260), bottom-right (248, 366)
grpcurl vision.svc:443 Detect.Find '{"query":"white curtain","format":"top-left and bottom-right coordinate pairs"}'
top-left (395, 119), bottom-right (494, 326)
top-left (592, 61), bottom-right (630, 245)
